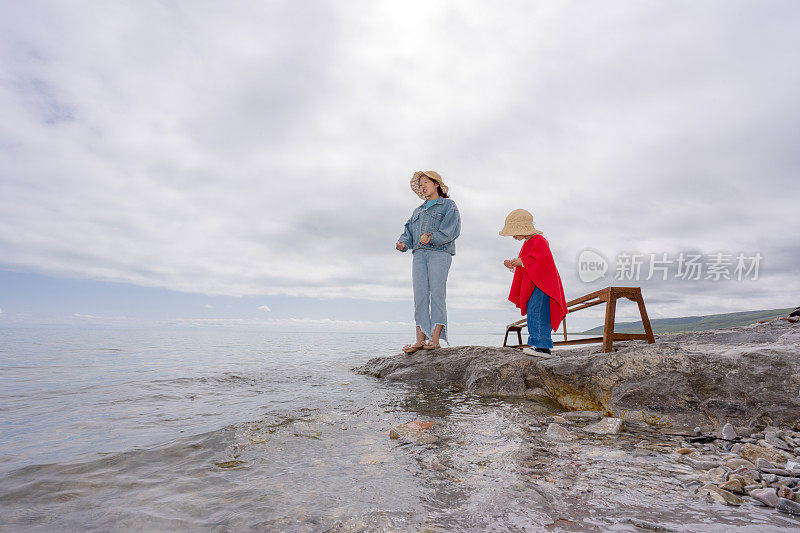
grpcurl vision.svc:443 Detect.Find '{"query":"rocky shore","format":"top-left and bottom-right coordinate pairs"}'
top-left (355, 320), bottom-right (800, 431)
top-left (541, 415), bottom-right (800, 515)
top-left (355, 320), bottom-right (800, 519)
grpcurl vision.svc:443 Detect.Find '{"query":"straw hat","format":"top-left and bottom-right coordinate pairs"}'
top-left (499, 209), bottom-right (543, 236)
top-left (410, 170), bottom-right (448, 199)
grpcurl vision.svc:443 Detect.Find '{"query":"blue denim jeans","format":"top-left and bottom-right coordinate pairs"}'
top-left (527, 287), bottom-right (553, 349)
top-left (412, 249), bottom-right (452, 343)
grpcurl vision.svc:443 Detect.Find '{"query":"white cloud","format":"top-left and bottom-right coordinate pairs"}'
top-left (204, 304), bottom-right (214, 309)
top-left (257, 305), bottom-right (271, 312)
top-left (0, 2), bottom-right (798, 319)
top-left (0, 307), bottom-right (3, 315)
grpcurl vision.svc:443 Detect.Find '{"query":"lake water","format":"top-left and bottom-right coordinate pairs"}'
top-left (1, 327), bottom-right (797, 531)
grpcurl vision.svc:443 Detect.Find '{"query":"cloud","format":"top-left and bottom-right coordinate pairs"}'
top-left (0, 2), bottom-right (798, 319)
top-left (257, 305), bottom-right (271, 312)
top-left (204, 304), bottom-right (214, 309)
top-left (0, 307), bottom-right (3, 314)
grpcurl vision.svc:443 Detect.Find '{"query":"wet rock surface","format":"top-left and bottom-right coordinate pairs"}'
top-left (356, 321), bottom-right (800, 430)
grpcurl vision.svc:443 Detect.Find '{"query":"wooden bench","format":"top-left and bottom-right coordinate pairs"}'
top-left (503, 286), bottom-right (655, 353)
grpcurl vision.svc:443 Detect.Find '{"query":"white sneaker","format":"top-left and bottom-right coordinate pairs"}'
top-left (521, 347), bottom-right (552, 358)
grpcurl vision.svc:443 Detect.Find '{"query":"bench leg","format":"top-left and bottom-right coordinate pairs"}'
top-left (602, 296), bottom-right (616, 353)
top-left (636, 291), bottom-right (656, 344)
top-left (517, 329), bottom-right (523, 346)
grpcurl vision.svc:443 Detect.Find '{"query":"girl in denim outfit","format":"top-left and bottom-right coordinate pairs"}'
top-left (396, 171), bottom-right (461, 353)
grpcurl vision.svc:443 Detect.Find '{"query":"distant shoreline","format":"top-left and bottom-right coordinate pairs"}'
top-left (580, 307), bottom-right (793, 335)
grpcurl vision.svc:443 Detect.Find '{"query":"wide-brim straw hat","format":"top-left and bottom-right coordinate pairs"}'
top-left (410, 170), bottom-right (449, 199)
top-left (499, 209), bottom-right (543, 236)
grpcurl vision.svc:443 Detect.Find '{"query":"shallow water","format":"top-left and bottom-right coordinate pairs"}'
top-left (1, 327), bottom-right (798, 531)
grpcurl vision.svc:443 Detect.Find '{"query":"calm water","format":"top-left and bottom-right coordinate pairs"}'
top-left (1, 327), bottom-right (797, 532)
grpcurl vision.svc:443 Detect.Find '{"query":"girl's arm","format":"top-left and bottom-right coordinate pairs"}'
top-left (397, 217), bottom-right (414, 252)
top-left (428, 203), bottom-right (461, 246)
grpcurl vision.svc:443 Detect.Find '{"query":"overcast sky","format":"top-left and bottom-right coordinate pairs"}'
top-left (1, 1), bottom-right (798, 333)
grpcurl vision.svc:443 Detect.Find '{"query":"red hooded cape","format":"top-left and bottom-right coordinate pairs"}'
top-left (508, 234), bottom-right (568, 331)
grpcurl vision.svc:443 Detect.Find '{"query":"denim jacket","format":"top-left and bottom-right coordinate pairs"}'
top-left (398, 198), bottom-right (461, 255)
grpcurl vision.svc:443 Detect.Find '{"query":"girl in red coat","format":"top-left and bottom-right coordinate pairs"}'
top-left (500, 209), bottom-right (567, 354)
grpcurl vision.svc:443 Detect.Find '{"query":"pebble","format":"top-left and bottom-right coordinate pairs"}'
top-left (583, 417), bottom-right (624, 435)
top-left (743, 484), bottom-right (762, 495)
top-left (750, 487), bottom-right (779, 507)
top-left (720, 423), bottom-right (737, 440)
top-left (697, 484), bottom-right (743, 506)
top-left (730, 443), bottom-right (743, 454)
top-left (762, 467), bottom-right (791, 476)
top-left (765, 433), bottom-right (794, 452)
top-left (685, 456), bottom-right (722, 470)
top-left (675, 447), bottom-right (694, 455)
top-left (726, 458), bottom-right (755, 470)
top-left (730, 470), bottom-right (759, 486)
top-left (545, 423), bottom-right (574, 441)
top-left (741, 443), bottom-right (791, 465)
top-left (389, 421), bottom-right (438, 444)
top-left (682, 479), bottom-right (703, 489)
top-left (548, 415), bottom-right (570, 425)
top-left (777, 485), bottom-right (794, 500)
top-left (756, 457), bottom-right (776, 471)
top-left (707, 467), bottom-right (729, 483)
top-left (776, 497), bottom-right (800, 516)
top-left (764, 426), bottom-right (784, 438)
top-left (720, 478), bottom-right (743, 494)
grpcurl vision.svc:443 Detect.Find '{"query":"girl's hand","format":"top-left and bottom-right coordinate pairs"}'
top-left (503, 259), bottom-right (513, 268)
top-left (420, 233), bottom-right (431, 245)
top-left (396, 242), bottom-right (406, 251)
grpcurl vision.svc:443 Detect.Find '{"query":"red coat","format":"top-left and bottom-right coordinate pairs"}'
top-left (508, 234), bottom-right (568, 331)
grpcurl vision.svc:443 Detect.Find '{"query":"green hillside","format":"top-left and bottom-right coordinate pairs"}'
top-left (580, 307), bottom-right (794, 335)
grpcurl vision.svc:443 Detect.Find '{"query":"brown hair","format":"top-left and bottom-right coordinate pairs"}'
top-left (437, 184), bottom-right (449, 198)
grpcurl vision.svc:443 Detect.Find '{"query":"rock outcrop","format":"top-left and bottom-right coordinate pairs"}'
top-left (355, 321), bottom-right (800, 430)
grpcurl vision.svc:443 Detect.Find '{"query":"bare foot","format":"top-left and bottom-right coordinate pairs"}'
top-left (402, 342), bottom-right (425, 353)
